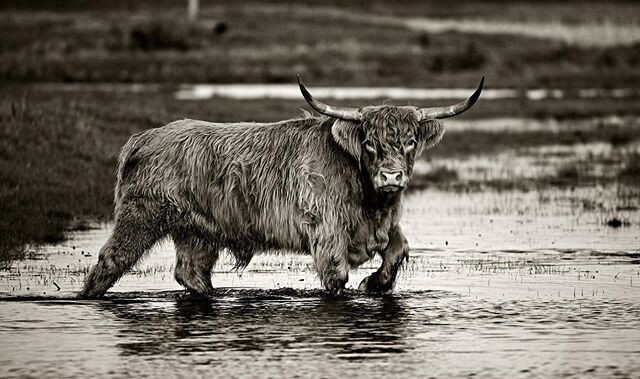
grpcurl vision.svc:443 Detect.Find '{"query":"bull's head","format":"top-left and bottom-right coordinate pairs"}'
top-left (298, 75), bottom-right (483, 195)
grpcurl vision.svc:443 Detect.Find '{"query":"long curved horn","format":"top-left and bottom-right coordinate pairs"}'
top-left (297, 75), bottom-right (361, 121)
top-left (419, 77), bottom-right (484, 120)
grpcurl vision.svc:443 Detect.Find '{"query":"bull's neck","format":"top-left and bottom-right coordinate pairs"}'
top-left (360, 178), bottom-right (403, 211)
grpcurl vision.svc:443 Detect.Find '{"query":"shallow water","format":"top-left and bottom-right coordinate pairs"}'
top-left (1, 185), bottom-right (639, 378)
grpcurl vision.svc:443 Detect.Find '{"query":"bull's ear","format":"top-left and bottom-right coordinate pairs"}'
top-left (417, 120), bottom-right (444, 153)
top-left (331, 120), bottom-right (362, 161)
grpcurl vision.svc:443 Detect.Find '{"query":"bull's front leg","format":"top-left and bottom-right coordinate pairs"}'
top-left (311, 233), bottom-right (350, 293)
top-left (359, 225), bottom-right (409, 293)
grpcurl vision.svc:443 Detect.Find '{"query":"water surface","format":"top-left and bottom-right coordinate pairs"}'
top-left (2, 287), bottom-right (639, 378)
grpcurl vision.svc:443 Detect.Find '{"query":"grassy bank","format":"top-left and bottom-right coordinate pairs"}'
top-left (1, 1), bottom-right (639, 88)
top-left (1, 86), bottom-right (640, 261)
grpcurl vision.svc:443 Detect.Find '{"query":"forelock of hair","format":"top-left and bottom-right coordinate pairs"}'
top-left (361, 106), bottom-right (419, 142)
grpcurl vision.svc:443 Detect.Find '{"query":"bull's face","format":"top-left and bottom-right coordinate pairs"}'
top-left (356, 107), bottom-right (441, 194)
top-left (298, 75), bottom-right (483, 195)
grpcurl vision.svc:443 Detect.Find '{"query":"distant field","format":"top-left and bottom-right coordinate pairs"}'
top-left (0, 1), bottom-right (639, 87)
top-left (404, 18), bottom-right (640, 47)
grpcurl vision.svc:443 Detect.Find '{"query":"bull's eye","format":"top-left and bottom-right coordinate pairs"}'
top-left (363, 141), bottom-right (376, 154)
top-left (405, 138), bottom-right (417, 152)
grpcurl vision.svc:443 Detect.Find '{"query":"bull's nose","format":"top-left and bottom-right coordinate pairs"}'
top-left (380, 170), bottom-right (404, 186)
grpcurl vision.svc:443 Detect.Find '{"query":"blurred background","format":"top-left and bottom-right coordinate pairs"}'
top-left (1, 0), bottom-right (639, 260)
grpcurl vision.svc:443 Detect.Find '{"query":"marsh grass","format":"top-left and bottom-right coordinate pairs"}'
top-left (0, 97), bottom-right (115, 261)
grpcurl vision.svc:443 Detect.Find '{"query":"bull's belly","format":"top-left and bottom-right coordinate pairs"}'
top-left (219, 235), bottom-right (307, 255)
top-left (188, 207), bottom-right (383, 268)
top-left (189, 210), bottom-right (306, 250)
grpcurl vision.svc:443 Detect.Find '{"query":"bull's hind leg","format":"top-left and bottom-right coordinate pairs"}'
top-left (172, 229), bottom-right (219, 296)
top-left (78, 201), bottom-right (169, 298)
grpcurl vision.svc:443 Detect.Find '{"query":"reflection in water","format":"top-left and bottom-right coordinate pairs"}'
top-left (100, 292), bottom-right (409, 362)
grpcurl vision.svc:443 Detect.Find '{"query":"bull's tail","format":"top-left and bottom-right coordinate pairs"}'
top-left (114, 133), bottom-right (144, 210)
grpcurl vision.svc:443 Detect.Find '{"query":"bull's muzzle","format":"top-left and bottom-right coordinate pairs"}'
top-left (374, 170), bottom-right (407, 193)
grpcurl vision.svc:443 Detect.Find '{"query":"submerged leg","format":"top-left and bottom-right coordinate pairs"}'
top-left (359, 225), bottom-right (409, 294)
top-left (78, 201), bottom-right (169, 298)
top-left (173, 229), bottom-right (219, 296)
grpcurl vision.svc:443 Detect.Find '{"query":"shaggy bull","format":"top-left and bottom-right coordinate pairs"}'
top-left (78, 76), bottom-right (483, 298)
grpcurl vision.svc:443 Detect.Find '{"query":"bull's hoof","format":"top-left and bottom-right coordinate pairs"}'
top-left (76, 289), bottom-right (105, 299)
top-left (325, 278), bottom-right (348, 295)
top-left (358, 272), bottom-right (395, 294)
top-left (175, 272), bottom-right (214, 298)
top-left (322, 271), bottom-right (349, 294)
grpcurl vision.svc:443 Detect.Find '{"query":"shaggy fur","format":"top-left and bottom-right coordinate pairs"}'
top-left (78, 105), bottom-right (444, 298)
